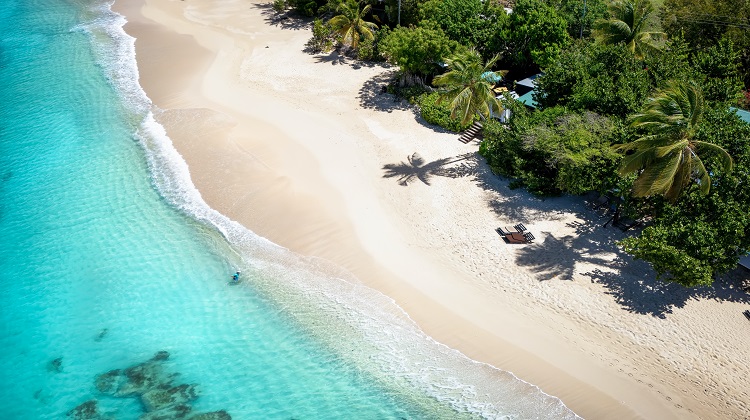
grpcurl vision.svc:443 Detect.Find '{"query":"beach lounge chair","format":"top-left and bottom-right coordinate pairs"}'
top-left (522, 232), bottom-right (535, 242)
top-left (743, 310), bottom-right (750, 321)
top-left (514, 223), bottom-right (527, 232)
top-left (505, 232), bottom-right (529, 243)
top-left (495, 227), bottom-right (511, 236)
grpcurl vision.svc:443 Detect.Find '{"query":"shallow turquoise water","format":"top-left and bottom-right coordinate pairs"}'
top-left (0, 1), bottom-right (579, 419)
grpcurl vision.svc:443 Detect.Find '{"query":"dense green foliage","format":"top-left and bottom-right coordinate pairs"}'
top-left (617, 82), bottom-right (734, 202)
top-left (662, 0), bottom-right (750, 88)
top-left (620, 108), bottom-right (750, 286)
top-left (418, 0), bottom-right (508, 59)
top-left (550, 0), bottom-right (610, 39)
top-left (433, 49), bottom-right (502, 125)
top-left (329, 0), bottom-right (378, 49)
top-left (480, 105), bottom-right (623, 195)
top-left (535, 42), bottom-right (652, 117)
top-left (379, 23), bottom-right (458, 76)
top-left (593, 0), bottom-right (665, 59)
top-left (417, 92), bottom-right (475, 132)
top-left (506, 0), bottom-right (571, 69)
top-left (306, 19), bottom-right (337, 53)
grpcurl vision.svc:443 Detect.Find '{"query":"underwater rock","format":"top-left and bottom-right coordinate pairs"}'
top-left (139, 403), bottom-right (192, 420)
top-left (66, 400), bottom-right (113, 420)
top-left (141, 383), bottom-right (199, 412)
top-left (151, 351), bottom-right (170, 362)
top-left (117, 361), bottom-right (170, 396)
top-left (95, 369), bottom-right (123, 394)
top-left (187, 410), bottom-right (232, 420)
top-left (47, 357), bottom-right (63, 373)
top-left (94, 328), bottom-right (108, 342)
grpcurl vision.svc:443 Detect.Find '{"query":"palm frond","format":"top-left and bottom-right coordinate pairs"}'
top-left (617, 80), bottom-right (732, 200)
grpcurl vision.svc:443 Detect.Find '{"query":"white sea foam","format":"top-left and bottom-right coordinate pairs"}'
top-left (75, 1), bottom-right (582, 418)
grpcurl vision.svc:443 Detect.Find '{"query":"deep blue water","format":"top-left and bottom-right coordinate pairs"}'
top-left (0, 0), bottom-right (579, 418)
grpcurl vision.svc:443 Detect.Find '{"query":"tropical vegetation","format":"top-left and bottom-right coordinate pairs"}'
top-left (592, 0), bottom-right (665, 59)
top-left (433, 49), bottom-right (502, 125)
top-left (273, 0), bottom-right (750, 286)
top-left (616, 81), bottom-right (733, 202)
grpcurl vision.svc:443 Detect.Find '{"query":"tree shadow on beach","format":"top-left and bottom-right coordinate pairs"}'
top-left (470, 158), bottom-right (750, 317)
top-left (357, 72), bottom-right (413, 113)
top-left (382, 152), bottom-right (479, 186)
top-left (253, 3), bottom-right (312, 31)
top-left (312, 51), bottom-right (349, 66)
top-left (310, 48), bottom-right (381, 68)
top-left (584, 263), bottom-right (750, 318)
top-left (513, 230), bottom-right (622, 282)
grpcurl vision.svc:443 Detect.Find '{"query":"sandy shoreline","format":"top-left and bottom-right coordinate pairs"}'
top-left (113, 0), bottom-right (750, 418)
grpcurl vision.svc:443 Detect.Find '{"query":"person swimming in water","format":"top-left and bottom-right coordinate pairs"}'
top-left (230, 271), bottom-right (241, 283)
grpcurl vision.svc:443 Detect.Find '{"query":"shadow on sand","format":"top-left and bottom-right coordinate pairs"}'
top-left (382, 152), bottom-right (479, 186)
top-left (390, 155), bottom-right (750, 317)
top-left (357, 71), bottom-right (413, 113)
top-left (253, 3), bottom-right (311, 31)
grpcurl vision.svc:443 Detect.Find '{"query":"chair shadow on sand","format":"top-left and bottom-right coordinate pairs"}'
top-left (382, 152), bottom-right (478, 186)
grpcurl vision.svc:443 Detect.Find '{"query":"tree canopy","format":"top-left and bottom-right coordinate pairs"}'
top-left (593, 0), bottom-right (665, 59)
top-left (329, 0), bottom-right (378, 50)
top-left (379, 23), bottom-right (458, 77)
top-left (433, 49), bottom-right (502, 125)
top-left (616, 81), bottom-right (734, 202)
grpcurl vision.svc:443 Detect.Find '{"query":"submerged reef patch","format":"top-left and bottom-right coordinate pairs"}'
top-left (70, 351), bottom-right (231, 419)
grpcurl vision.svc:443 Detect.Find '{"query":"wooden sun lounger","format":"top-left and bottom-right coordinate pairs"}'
top-left (743, 310), bottom-right (750, 321)
top-left (505, 232), bottom-right (528, 243)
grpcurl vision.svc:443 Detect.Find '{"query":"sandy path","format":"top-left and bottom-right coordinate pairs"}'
top-left (113, 0), bottom-right (750, 418)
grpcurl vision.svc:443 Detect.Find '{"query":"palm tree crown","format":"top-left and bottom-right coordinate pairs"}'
top-left (616, 81), bottom-right (733, 201)
top-left (593, 0), bottom-right (665, 59)
top-left (432, 49), bottom-right (502, 126)
top-left (329, 0), bottom-right (378, 50)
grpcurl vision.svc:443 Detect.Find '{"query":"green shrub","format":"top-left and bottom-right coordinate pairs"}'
top-left (417, 92), bottom-right (475, 132)
top-left (306, 19), bottom-right (336, 53)
top-left (357, 37), bottom-right (374, 61)
top-left (272, 0), bottom-right (287, 13)
top-left (287, 0), bottom-right (318, 16)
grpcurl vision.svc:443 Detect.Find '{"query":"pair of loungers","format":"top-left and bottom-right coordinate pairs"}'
top-left (495, 225), bottom-right (535, 244)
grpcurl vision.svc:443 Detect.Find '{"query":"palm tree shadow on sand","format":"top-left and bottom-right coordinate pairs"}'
top-left (382, 152), bottom-right (478, 186)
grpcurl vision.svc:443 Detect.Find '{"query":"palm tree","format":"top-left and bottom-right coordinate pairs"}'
top-left (616, 81), bottom-right (733, 202)
top-left (329, 0), bottom-right (378, 50)
top-left (432, 49), bottom-right (502, 126)
top-left (593, 0), bottom-right (665, 59)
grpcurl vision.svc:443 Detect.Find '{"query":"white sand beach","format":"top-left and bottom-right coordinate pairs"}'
top-left (113, 0), bottom-right (750, 418)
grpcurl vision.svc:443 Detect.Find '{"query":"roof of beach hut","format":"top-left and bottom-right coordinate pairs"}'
top-left (481, 71), bottom-right (503, 83)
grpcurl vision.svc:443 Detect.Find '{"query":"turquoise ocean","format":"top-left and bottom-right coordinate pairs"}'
top-left (0, 0), bottom-right (580, 418)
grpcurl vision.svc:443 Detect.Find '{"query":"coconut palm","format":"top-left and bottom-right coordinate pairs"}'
top-left (329, 0), bottom-right (378, 50)
top-left (616, 81), bottom-right (733, 202)
top-left (593, 0), bottom-right (665, 59)
top-left (432, 49), bottom-right (502, 126)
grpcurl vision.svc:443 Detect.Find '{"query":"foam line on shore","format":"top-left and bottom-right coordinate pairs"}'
top-left (71, 0), bottom-right (581, 418)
